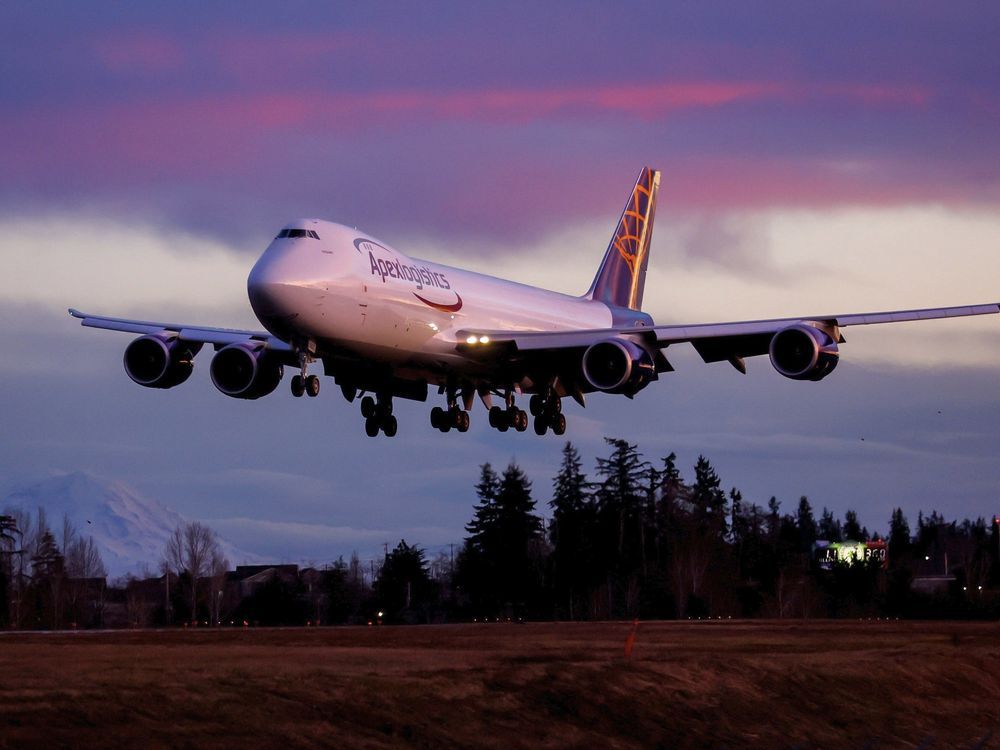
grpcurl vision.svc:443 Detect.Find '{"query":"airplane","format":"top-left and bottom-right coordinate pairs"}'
top-left (71, 166), bottom-right (999, 438)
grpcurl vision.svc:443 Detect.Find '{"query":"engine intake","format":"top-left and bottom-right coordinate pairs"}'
top-left (582, 338), bottom-right (656, 395)
top-left (123, 335), bottom-right (201, 389)
top-left (769, 324), bottom-right (839, 381)
top-left (210, 343), bottom-right (283, 399)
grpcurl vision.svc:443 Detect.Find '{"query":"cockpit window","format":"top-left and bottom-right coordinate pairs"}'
top-left (274, 228), bottom-right (321, 240)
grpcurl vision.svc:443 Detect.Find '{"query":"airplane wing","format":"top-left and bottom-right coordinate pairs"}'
top-left (456, 302), bottom-right (1000, 367)
top-left (68, 308), bottom-right (294, 352)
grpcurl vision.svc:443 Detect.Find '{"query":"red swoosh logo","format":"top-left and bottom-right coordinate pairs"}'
top-left (413, 291), bottom-right (463, 313)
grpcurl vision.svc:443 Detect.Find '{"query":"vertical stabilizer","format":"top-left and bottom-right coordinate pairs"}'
top-left (585, 166), bottom-right (660, 311)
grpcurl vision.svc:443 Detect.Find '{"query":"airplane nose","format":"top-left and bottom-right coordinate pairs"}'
top-left (247, 249), bottom-right (297, 321)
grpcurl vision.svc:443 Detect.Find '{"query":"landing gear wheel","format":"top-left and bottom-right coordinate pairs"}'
top-left (290, 375), bottom-right (305, 398)
top-left (552, 413), bottom-right (567, 435)
top-left (533, 416), bottom-right (548, 435)
top-left (513, 409), bottom-right (528, 432)
top-left (529, 394), bottom-right (543, 416)
top-left (382, 415), bottom-right (398, 437)
top-left (364, 417), bottom-right (379, 437)
top-left (489, 406), bottom-right (504, 428)
top-left (305, 375), bottom-right (320, 397)
top-left (361, 396), bottom-right (376, 419)
top-left (456, 410), bottom-right (470, 432)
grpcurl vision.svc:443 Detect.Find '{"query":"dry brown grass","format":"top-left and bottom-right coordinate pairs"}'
top-left (1, 621), bottom-right (998, 749)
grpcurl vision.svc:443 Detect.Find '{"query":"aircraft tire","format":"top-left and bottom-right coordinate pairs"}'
top-left (364, 417), bottom-right (380, 437)
top-left (305, 375), bottom-right (320, 397)
top-left (533, 416), bottom-right (547, 435)
top-left (457, 411), bottom-right (470, 432)
top-left (290, 375), bottom-right (305, 398)
top-left (553, 413), bottom-right (567, 435)
top-left (513, 409), bottom-right (528, 432)
top-left (361, 396), bottom-right (376, 419)
top-left (489, 405), bottom-right (503, 428)
top-left (383, 415), bottom-right (398, 437)
top-left (529, 394), bottom-right (543, 416)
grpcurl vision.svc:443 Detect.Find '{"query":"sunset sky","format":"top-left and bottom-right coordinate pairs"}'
top-left (2, 2), bottom-right (999, 563)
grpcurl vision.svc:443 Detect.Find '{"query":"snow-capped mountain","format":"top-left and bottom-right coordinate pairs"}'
top-left (2, 472), bottom-right (253, 580)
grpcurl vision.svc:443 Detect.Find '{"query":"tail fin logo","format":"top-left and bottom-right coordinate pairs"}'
top-left (586, 166), bottom-right (660, 311)
top-left (612, 175), bottom-right (653, 276)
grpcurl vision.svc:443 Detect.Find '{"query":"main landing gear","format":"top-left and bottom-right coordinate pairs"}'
top-left (529, 391), bottom-right (566, 436)
top-left (360, 394), bottom-right (397, 437)
top-left (430, 389), bottom-right (470, 433)
top-left (488, 391), bottom-right (528, 433)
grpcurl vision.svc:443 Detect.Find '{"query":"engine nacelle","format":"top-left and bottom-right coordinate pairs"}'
top-left (210, 343), bottom-right (283, 399)
top-left (768, 324), bottom-right (839, 381)
top-left (123, 335), bottom-right (201, 389)
top-left (581, 338), bottom-right (656, 395)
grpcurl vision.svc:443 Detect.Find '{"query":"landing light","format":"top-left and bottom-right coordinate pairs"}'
top-left (466, 335), bottom-right (478, 345)
top-left (479, 335), bottom-right (490, 344)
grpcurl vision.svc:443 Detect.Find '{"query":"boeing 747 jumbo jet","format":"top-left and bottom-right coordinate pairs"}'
top-left (72, 167), bottom-right (999, 438)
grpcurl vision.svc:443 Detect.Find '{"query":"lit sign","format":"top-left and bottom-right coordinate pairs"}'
top-left (814, 540), bottom-right (888, 569)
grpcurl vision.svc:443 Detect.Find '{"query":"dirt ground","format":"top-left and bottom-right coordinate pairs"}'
top-left (0, 620), bottom-right (998, 749)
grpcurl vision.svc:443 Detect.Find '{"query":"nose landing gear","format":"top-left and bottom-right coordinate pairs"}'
top-left (291, 351), bottom-right (320, 398)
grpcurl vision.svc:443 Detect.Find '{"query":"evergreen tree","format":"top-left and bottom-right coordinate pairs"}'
top-left (465, 463), bottom-right (500, 549)
top-left (888, 508), bottom-right (912, 563)
top-left (375, 540), bottom-right (434, 622)
top-left (549, 442), bottom-right (593, 619)
top-left (818, 507), bottom-right (843, 542)
top-left (843, 509), bottom-right (864, 541)
top-left (796, 497), bottom-right (818, 552)
top-left (593, 439), bottom-right (648, 615)
top-left (690, 456), bottom-right (728, 536)
top-left (457, 462), bottom-right (543, 617)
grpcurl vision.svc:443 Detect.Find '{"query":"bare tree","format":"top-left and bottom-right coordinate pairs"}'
top-left (64, 519), bottom-right (107, 628)
top-left (165, 522), bottom-right (222, 623)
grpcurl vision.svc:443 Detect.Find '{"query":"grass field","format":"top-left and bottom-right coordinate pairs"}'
top-left (1, 620), bottom-right (998, 749)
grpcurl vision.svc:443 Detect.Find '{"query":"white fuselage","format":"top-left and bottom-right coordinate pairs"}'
top-left (247, 220), bottom-right (613, 385)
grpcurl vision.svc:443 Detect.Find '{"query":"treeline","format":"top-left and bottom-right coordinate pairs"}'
top-left (4, 440), bottom-right (999, 628)
top-left (0, 509), bottom-right (107, 629)
top-left (368, 439), bottom-right (1000, 623)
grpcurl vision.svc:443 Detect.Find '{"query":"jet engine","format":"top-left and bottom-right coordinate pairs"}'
top-left (768, 324), bottom-right (839, 381)
top-left (123, 335), bottom-right (201, 389)
top-left (210, 343), bottom-right (283, 399)
top-left (581, 338), bottom-right (656, 395)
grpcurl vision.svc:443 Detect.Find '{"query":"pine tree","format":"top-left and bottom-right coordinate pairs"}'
top-left (796, 496), bottom-right (818, 552)
top-left (465, 463), bottom-right (500, 552)
top-left (457, 462), bottom-right (543, 618)
top-left (690, 455), bottom-right (728, 537)
top-left (549, 443), bottom-right (592, 619)
top-left (375, 540), bottom-right (433, 622)
top-left (819, 507), bottom-right (843, 542)
top-left (843, 510), bottom-right (864, 541)
top-left (888, 508), bottom-right (911, 563)
top-left (594, 438), bottom-right (647, 560)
